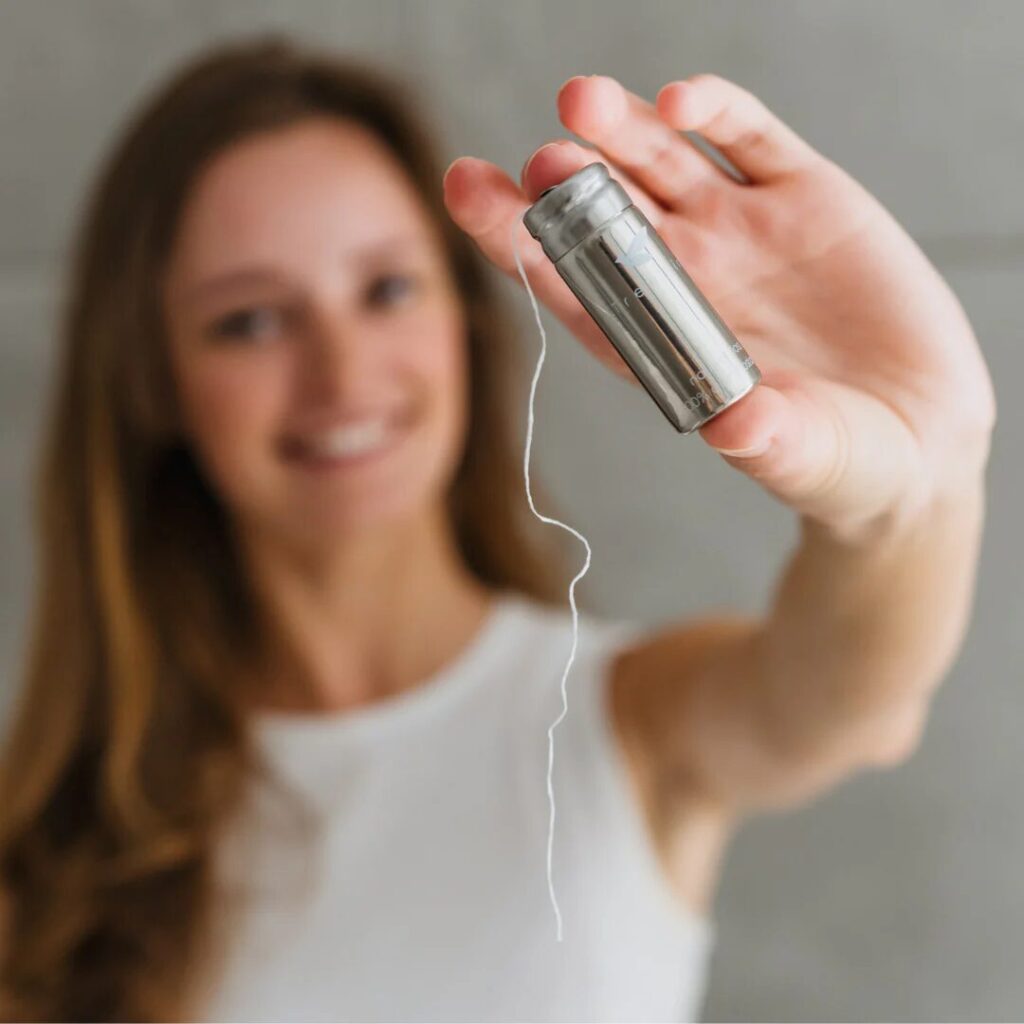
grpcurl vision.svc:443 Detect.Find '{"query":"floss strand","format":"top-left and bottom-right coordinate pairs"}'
top-left (509, 219), bottom-right (594, 943)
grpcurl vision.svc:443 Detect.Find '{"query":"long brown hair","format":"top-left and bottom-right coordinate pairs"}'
top-left (0, 34), bottom-right (570, 1021)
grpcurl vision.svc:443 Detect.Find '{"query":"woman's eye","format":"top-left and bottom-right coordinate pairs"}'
top-left (209, 307), bottom-right (284, 341)
top-left (367, 273), bottom-right (418, 308)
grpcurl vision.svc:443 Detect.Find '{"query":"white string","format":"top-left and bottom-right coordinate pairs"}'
top-left (509, 219), bottom-right (593, 943)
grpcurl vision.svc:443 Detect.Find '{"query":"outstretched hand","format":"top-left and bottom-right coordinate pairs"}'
top-left (442, 73), bottom-right (996, 541)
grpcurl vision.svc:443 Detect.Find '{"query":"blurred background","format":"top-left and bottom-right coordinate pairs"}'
top-left (1, 1), bottom-right (1020, 1020)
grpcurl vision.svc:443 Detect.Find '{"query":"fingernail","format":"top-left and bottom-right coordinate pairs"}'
top-left (442, 159), bottom-right (459, 187)
top-left (443, 156), bottom-right (477, 186)
top-left (713, 438), bottom-right (773, 458)
top-left (523, 142), bottom-right (564, 178)
top-left (532, 142), bottom-right (564, 162)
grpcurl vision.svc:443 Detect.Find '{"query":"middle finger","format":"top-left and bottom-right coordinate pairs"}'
top-left (557, 74), bottom-right (730, 208)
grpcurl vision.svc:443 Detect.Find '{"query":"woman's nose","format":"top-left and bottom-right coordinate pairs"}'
top-left (299, 308), bottom-right (378, 404)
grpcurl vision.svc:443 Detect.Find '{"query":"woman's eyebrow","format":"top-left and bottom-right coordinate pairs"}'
top-left (348, 233), bottom-right (428, 261)
top-left (182, 268), bottom-right (284, 304)
top-left (181, 235), bottom-right (428, 304)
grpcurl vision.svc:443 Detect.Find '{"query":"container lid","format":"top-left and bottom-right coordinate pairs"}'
top-left (522, 161), bottom-right (632, 262)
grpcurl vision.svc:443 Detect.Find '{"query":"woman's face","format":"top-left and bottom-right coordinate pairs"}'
top-left (162, 116), bottom-right (469, 547)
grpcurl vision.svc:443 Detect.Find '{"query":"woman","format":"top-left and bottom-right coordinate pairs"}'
top-left (0, 34), bottom-right (995, 1023)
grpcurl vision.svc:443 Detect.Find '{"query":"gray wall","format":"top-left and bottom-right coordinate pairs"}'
top-left (1, 1), bottom-right (1021, 1020)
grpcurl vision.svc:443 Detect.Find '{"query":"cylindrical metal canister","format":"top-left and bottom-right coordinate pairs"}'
top-left (523, 161), bottom-right (761, 434)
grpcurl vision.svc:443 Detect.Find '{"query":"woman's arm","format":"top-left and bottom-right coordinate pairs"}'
top-left (614, 470), bottom-right (988, 817)
top-left (444, 69), bottom-right (997, 837)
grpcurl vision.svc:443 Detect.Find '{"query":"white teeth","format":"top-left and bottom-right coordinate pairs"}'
top-left (301, 419), bottom-right (390, 459)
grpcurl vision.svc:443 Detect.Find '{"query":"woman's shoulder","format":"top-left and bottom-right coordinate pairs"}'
top-left (498, 591), bottom-right (654, 731)
top-left (506, 593), bottom-right (722, 929)
top-left (502, 590), bottom-right (649, 656)
top-left (500, 590), bottom-right (654, 755)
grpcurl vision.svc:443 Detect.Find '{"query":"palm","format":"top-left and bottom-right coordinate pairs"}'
top-left (444, 74), bottom-right (995, 536)
top-left (677, 163), bottom-right (964, 419)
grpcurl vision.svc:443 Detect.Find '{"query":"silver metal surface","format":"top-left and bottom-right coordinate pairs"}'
top-left (523, 161), bottom-right (762, 434)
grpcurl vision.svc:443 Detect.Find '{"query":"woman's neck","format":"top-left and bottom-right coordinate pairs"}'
top-left (237, 502), bottom-right (496, 714)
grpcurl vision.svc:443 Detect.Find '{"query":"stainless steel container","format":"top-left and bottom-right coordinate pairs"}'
top-left (522, 161), bottom-right (761, 434)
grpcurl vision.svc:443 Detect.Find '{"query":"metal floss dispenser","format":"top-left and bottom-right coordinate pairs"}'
top-left (522, 161), bottom-right (761, 434)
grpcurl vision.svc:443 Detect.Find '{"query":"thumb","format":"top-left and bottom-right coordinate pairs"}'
top-left (698, 371), bottom-right (920, 530)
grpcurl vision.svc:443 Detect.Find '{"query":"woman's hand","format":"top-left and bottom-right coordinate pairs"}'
top-left (442, 73), bottom-right (997, 542)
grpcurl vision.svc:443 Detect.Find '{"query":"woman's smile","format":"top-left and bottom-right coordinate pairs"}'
top-left (278, 410), bottom-right (413, 475)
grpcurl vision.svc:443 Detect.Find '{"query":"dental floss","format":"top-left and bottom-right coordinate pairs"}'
top-left (510, 218), bottom-right (592, 943)
top-left (521, 162), bottom-right (762, 435)
top-left (507, 161), bottom-right (762, 943)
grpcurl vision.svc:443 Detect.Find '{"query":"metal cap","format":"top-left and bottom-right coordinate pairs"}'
top-left (522, 161), bottom-right (632, 262)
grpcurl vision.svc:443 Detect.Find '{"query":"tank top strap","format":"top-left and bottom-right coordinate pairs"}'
top-left (513, 601), bottom-right (715, 944)
top-left (561, 610), bottom-right (716, 1013)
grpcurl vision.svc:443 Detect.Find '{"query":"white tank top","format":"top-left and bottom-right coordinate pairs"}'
top-left (202, 589), bottom-right (714, 1022)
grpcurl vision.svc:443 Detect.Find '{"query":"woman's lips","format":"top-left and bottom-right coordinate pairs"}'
top-left (279, 415), bottom-right (407, 473)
